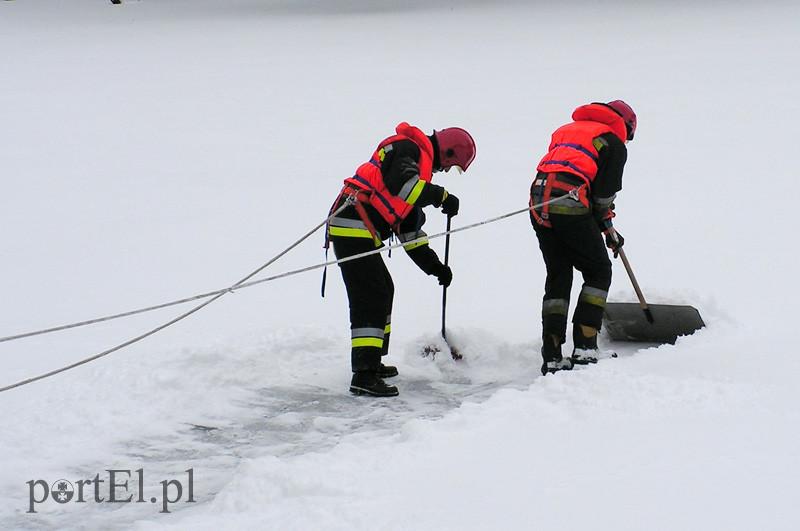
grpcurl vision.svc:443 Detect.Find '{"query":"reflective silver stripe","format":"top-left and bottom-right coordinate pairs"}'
top-left (351, 327), bottom-right (385, 338)
top-left (383, 144), bottom-right (393, 153)
top-left (579, 287), bottom-right (608, 307)
top-left (399, 229), bottom-right (429, 250)
top-left (580, 287), bottom-right (608, 299)
top-left (398, 176), bottom-right (421, 200)
top-left (542, 298), bottom-right (569, 315)
top-left (398, 230), bottom-right (427, 242)
top-left (329, 217), bottom-right (368, 229)
top-left (593, 194), bottom-right (616, 206)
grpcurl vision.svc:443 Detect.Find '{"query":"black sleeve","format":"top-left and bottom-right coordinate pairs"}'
top-left (591, 133), bottom-right (628, 226)
top-left (396, 207), bottom-right (444, 276)
top-left (381, 139), bottom-right (447, 209)
top-left (406, 245), bottom-right (443, 276)
top-left (592, 133), bottom-right (627, 200)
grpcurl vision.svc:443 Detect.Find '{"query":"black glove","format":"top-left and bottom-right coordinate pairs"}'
top-left (435, 264), bottom-right (453, 287)
top-left (441, 192), bottom-right (459, 217)
top-left (604, 229), bottom-right (624, 258)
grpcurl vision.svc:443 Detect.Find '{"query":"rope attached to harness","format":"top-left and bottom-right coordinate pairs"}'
top-left (0, 187), bottom-right (582, 394)
top-left (0, 200), bottom-right (352, 393)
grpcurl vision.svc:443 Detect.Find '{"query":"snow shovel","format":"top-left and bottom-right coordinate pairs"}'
top-left (422, 215), bottom-right (462, 360)
top-left (603, 232), bottom-right (705, 345)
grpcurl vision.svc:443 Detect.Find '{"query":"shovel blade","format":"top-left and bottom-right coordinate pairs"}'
top-left (603, 303), bottom-right (705, 345)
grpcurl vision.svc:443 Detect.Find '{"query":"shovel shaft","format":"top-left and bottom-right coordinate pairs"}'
top-left (442, 216), bottom-right (452, 339)
top-left (611, 229), bottom-right (654, 324)
top-left (617, 248), bottom-right (654, 323)
top-left (441, 291), bottom-right (448, 339)
top-left (441, 216), bottom-right (461, 359)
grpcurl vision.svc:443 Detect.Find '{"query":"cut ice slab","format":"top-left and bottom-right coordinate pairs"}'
top-left (603, 303), bottom-right (705, 345)
top-left (421, 343), bottom-right (463, 360)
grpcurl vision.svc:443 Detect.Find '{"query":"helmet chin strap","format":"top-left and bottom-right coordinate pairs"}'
top-left (441, 165), bottom-right (464, 174)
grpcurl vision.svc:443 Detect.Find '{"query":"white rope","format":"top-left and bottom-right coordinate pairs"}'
top-left (0, 200), bottom-right (354, 345)
top-left (0, 200), bottom-right (352, 393)
top-left (1, 190), bottom-right (579, 345)
top-left (0, 188), bottom-right (580, 393)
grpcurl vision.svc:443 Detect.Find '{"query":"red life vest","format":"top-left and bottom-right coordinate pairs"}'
top-left (536, 103), bottom-right (628, 185)
top-left (343, 122), bottom-right (434, 227)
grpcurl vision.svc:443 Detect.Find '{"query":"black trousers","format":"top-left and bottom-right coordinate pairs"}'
top-left (332, 237), bottom-right (393, 373)
top-left (534, 214), bottom-right (612, 348)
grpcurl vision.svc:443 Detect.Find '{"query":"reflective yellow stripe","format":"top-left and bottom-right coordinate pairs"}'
top-left (405, 180), bottom-right (426, 205)
top-left (579, 294), bottom-right (607, 308)
top-left (579, 287), bottom-right (608, 308)
top-left (592, 137), bottom-right (608, 151)
top-left (352, 337), bottom-right (384, 348)
top-left (403, 239), bottom-right (429, 251)
top-left (328, 226), bottom-right (374, 239)
top-left (384, 324), bottom-right (391, 334)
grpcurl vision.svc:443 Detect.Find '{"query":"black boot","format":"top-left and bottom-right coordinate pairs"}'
top-left (540, 333), bottom-right (573, 376)
top-left (379, 327), bottom-right (397, 378)
top-left (377, 363), bottom-right (398, 378)
top-left (349, 371), bottom-right (399, 397)
top-left (541, 356), bottom-right (573, 375)
top-left (571, 325), bottom-right (616, 364)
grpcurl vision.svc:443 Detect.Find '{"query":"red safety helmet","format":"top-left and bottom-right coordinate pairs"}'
top-left (607, 100), bottom-right (637, 141)
top-left (433, 127), bottom-right (476, 172)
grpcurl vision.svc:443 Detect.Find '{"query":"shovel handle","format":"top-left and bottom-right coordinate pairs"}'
top-left (617, 249), bottom-right (654, 323)
top-left (442, 216), bottom-right (462, 359)
top-left (442, 215), bottom-right (452, 340)
top-left (610, 228), bottom-right (654, 324)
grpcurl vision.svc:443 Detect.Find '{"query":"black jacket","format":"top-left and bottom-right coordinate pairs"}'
top-left (331, 138), bottom-right (447, 276)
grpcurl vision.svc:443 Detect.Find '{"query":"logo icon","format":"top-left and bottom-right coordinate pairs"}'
top-left (50, 480), bottom-right (74, 504)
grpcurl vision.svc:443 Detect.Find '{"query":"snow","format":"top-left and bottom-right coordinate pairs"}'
top-left (1, 0), bottom-right (799, 530)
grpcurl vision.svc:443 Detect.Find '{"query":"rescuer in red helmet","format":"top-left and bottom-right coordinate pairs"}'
top-left (327, 122), bottom-right (476, 396)
top-left (530, 100), bottom-right (636, 375)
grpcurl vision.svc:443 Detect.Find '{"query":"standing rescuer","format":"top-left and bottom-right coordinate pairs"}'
top-left (328, 122), bottom-right (476, 397)
top-left (530, 100), bottom-right (637, 375)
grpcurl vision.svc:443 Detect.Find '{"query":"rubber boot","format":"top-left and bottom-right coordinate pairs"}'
top-left (541, 334), bottom-right (573, 375)
top-left (377, 363), bottom-right (398, 378)
top-left (349, 371), bottom-right (399, 397)
top-left (379, 328), bottom-right (398, 378)
top-left (572, 325), bottom-right (616, 363)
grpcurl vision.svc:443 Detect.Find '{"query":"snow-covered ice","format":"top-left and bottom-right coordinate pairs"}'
top-left (1, 1), bottom-right (799, 530)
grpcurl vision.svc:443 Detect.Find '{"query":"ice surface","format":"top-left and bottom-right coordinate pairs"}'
top-left (1, 1), bottom-right (799, 530)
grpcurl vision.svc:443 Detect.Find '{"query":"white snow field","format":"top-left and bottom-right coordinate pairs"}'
top-left (2, 0), bottom-right (799, 529)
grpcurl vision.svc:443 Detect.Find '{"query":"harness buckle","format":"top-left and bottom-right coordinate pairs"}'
top-left (567, 186), bottom-right (582, 202)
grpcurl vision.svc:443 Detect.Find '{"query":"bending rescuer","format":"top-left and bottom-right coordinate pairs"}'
top-left (327, 122), bottom-right (476, 397)
top-left (529, 100), bottom-right (637, 375)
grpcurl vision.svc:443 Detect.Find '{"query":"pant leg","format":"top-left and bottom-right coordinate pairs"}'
top-left (534, 223), bottom-right (573, 354)
top-left (549, 215), bottom-right (612, 333)
top-left (333, 238), bottom-right (392, 373)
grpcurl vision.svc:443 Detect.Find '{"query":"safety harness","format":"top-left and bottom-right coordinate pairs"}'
top-left (530, 173), bottom-right (590, 228)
